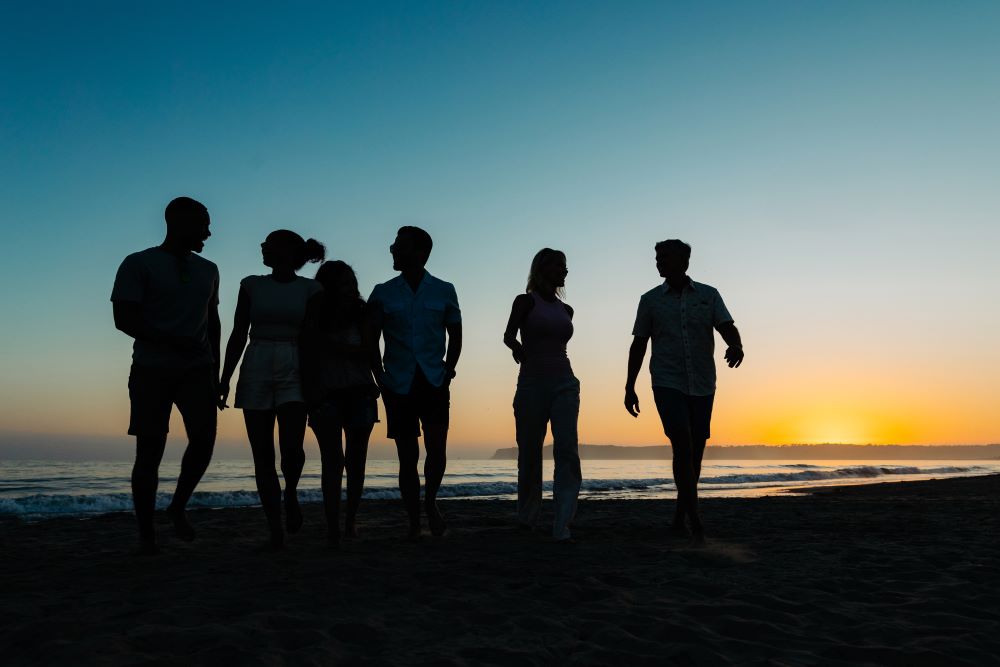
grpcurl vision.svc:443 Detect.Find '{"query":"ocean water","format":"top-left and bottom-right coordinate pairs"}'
top-left (2, 458), bottom-right (998, 520)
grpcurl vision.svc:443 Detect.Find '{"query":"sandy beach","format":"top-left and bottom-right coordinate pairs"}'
top-left (2, 474), bottom-right (998, 665)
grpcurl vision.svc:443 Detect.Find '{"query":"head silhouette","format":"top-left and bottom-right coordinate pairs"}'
top-left (164, 197), bottom-right (211, 253)
top-left (655, 239), bottom-right (691, 283)
top-left (315, 260), bottom-right (361, 302)
top-left (261, 230), bottom-right (326, 272)
top-left (526, 248), bottom-right (568, 297)
top-left (391, 226), bottom-right (433, 272)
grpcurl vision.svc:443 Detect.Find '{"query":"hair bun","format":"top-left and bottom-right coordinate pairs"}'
top-left (303, 239), bottom-right (326, 263)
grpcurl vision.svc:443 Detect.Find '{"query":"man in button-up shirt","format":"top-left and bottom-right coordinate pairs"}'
top-left (624, 239), bottom-right (743, 544)
top-left (368, 226), bottom-right (462, 539)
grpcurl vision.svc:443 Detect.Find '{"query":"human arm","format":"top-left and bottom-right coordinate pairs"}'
top-left (716, 321), bottom-right (744, 368)
top-left (624, 335), bottom-right (649, 417)
top-left (217, 285), bottom-right (251, 409)
top-left (502, 294), bottom-right (534, 364)
top-left (444, 321), bottom-right (462, 384)
top-left (363, 293), bottom-right (386, 389)
top-left (208, 305), bottom-right (221, 383)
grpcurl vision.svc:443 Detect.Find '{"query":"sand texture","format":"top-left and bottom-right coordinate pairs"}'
top-left (2, 475), bottom-right (999, 665)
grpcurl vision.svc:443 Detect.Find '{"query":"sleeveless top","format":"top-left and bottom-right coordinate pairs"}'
top-left (519, 292), bottom-right (574, 379)
top-left (241, 275), bottom-right (323, 341)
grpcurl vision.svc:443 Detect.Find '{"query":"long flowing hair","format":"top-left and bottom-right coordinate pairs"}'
top-left (526, 248), bottom-right (566, 298)
top-left (314, 260), bottom-right (364, 329)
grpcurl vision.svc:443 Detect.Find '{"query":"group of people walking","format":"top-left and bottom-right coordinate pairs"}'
top-left (112, 196), bottom-right (743, 554)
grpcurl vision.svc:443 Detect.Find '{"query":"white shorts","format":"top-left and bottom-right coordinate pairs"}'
top-left (235, 340), bottom-right (304, 410)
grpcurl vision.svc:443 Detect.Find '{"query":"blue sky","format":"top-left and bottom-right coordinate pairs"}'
top-left (2, 1), bottom-right (999, 456)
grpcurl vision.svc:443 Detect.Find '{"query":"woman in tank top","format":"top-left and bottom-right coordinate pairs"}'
top-left (503, 248), bottom-right (581, 541)
top-left (301, 260), bottom-right (379, 549)
top-left (219, 230), bottom-right (325, 548)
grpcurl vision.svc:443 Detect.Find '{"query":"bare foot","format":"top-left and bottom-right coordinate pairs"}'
top-left (165, 504), bottom-right (196, 542)
top-left (426, 502), bottom-right (447, 537)
top-left (285, 493), bottom-right (303, 534)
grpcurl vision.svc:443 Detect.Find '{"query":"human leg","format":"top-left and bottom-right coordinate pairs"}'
top-left (384, 387), bottom-right (422, 537)
top-left (394, 436), bottom-right (422, 537)
top-left (168, 366), bottom-right (218, 539)
top-left (653, 388), bottom-right (700, 537)
top-left (244, 409), bottom-right (283, 546)
top-left (550, 377), bottom-right (582, 540)
top-left (127, 365), bottom-right (174, 552)
top-left (311, 415), bottom-right (345, 542)
top-left (132, 434), bottom-right (167, 551)
top-left (513, 380), bottom-right (548, 530)
top-left (276, 401), bottom-right (308, 533)
top-left (414, 371), bottom-right (451, 536)
top-left (343, 421), bottom-right (373, 537)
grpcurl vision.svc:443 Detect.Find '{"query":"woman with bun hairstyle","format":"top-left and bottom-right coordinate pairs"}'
top-left (502, 248), bottom-right (581, 542)
top-left (301, 260), bottom-right (379, 549)
top-left (219, 230), bottom-right (325, 548)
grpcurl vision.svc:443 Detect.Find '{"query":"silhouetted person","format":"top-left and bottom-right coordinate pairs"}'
top-left (218, 230), bottom-right (325, 548)
top-left (624, 239), bottom-right (744, 545)
top-left (503, 249), bottom-right (581, 541)
top-left (111, 196), bottom-right (220, 554)
top-left (367, 227), bottom-right (462, 539)
top-left (302, 260), bottom-right (379, 549)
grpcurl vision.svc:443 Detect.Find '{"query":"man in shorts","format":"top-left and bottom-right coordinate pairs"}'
top-left (111, 196), bottom-right (221, 554)
top-left (624, 239), bottom-right (744, 544)
top-left (367, 226), bottom-right (462, 539)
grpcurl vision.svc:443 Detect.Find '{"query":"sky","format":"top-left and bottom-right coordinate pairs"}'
top-left (2, 1), bottom-right (999, 459)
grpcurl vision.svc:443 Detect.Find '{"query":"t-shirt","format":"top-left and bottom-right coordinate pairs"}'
top-left (110, 247), bottom-right (220, 369)
top-left (631, 279), bottom-right (733, 396)
top-left (368, 271), bottom-right (461, 393)
top-left (241, 275), bottom-right (323, 340)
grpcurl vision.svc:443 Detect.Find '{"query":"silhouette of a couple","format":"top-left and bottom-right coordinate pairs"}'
top-left (112, 197), bottom-right (742, 552)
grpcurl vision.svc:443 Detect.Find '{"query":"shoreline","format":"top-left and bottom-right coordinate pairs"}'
top-left (2, 474), bottom-right (998, 664)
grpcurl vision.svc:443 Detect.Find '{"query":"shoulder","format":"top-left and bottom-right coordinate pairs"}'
top-left (299, 276), bottom-right (323, 291)
top-left (512, 293), bottom-right (534, 308)
top-left (691, 281), bottom-right (721, 298)
top-left (639, 285), bottom-right (663, 301)
top-left (372, 275), bottom-right (401, 293)
top-left (239, 274), bottom-right (265, 288)
top-left (120, 247), bottom-right (160, 267)
top-left (427, 273), bottom-right (456, 292)
top-left (190, 253), bottom-right (217, 270)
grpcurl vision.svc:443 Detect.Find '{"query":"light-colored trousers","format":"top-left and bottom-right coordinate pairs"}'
top-left (513, 375), bottom-right (581, 539)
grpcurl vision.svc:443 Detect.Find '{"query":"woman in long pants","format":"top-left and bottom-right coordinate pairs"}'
top-left (503, 248), bottom-right (581, 541)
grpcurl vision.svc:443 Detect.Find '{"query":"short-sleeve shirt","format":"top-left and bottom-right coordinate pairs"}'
top-left (632, 278), bottom-right (733, 396)
top-left (241, 275), bottom-right (323, 340)
top-left (111, 247), bottom-right (220, 369)
top-left (368, 271), bottom-right (461, 393)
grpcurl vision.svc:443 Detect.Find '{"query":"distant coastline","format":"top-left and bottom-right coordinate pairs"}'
top-left (490, 443), bottom-right (1000, 460)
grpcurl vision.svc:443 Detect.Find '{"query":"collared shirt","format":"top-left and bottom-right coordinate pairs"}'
top-left (368, 271), bottom-right (461, 393)
top-left (111, 247), bottom-right (220, 369)
top-left (631, 278), bottom-right (733, 396)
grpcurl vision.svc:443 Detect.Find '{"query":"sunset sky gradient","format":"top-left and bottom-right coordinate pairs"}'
top-left (2, 1), bottom-right (998, 457)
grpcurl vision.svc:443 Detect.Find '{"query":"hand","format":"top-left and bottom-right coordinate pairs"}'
top-left (444, 368), bottom-right (457, 387)
top-left (217, 381), bottom-right (230, 410)
top-left (725, 346), bottom-right (744, 368)
top-left (510, 342), bottom-right (523, 365)
top-left (624, 388), bottom-right (640, 417)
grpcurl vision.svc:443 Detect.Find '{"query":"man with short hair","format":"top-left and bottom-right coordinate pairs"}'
top-left (624, 239), bottom-right (744, 544)
top-left (367, 226), bottom-right (462, 539)
top-left (111, 196), bottom-right (221, 554)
